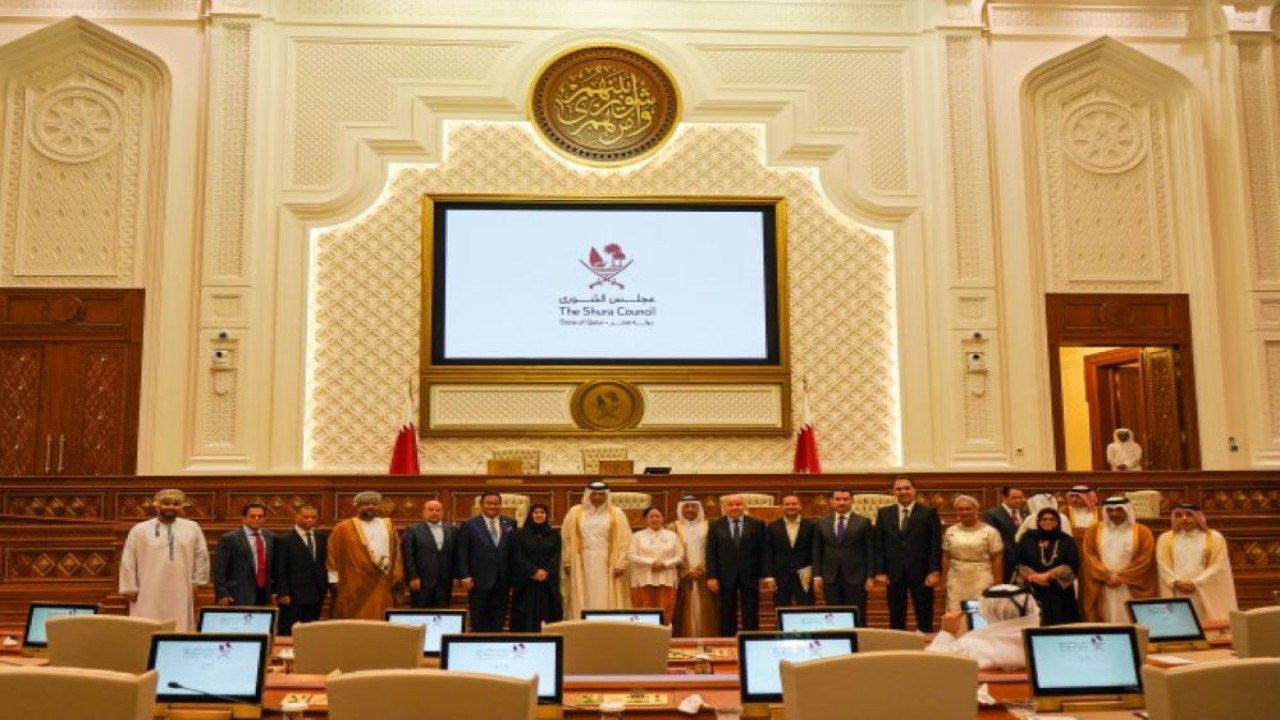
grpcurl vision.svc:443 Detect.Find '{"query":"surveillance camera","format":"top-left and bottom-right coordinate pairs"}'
top-left (214, 350), bottom-right (225, 359)
top-left (217, 331), bottom-right (229, 339)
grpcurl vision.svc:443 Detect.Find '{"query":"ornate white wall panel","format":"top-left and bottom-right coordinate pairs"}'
top-left (699, 46), bottom-right (913, 194)
top-left (1265, 340), bottom-right (1280, 443)
top-left (987, 3), bottom-right (1196, 37)
top-left (1234, 41), bottom-right (1280, 286)
top-left (944, 34), bottom-right (994, 286)
top-left (0, 17), bottom-right (166, 287)
top-left (0, 0), bottom-right (199, 16)
top-left (428, 385), bottom-right (577, 429)
top-left (306, 122), bottom-right (898, 471)
top-left (639, 385), bottom-right (782, 428)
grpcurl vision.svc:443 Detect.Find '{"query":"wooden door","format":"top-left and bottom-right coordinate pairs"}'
top-left (0, 289), bottom-right (143, 476)
top-left (1141, 346), bottom-right (1185, 471)
top-left (1085, 347), bottom-right (1147, 471)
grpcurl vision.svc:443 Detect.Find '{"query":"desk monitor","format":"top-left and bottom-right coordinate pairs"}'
top-left (642, 467), bottom-right (672, 475)
top-left (1125, 598), bottom-right (1205, 644)
top-left (21, 602), bottom-right (99, 650)
top-left (961, 599), bottom-right (989, 632)
top-left (384, 609), bottom-right (468, 656)
top-left (776, 606), bottom-right (859, 632)
top-left (197, 606), bottom-right (278, 638)
top-left (147, 632), bottom-right (270, 706)
top-left (580, 609), bottom-right (665, 626)
top-left (738, 631), bottom-right (858, 704)
top-left (441, 633), bottom-right (564, 704)
top-left (1023, 626), bottom-right (1144, 710)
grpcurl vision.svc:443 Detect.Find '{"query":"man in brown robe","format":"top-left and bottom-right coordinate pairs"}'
top-left (327, 490), bottom-right (403, 619)
top-left (1079, 496), bottom-right (1157, 622)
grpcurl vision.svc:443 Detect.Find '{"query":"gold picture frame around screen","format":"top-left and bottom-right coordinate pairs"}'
top-left (419, 194), bottom-right (791, 437)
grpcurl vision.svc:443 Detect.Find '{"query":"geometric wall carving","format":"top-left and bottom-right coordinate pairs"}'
top-left (5, 548), bottom-right (114, 581)
top-left (2, 493), bottom-right (105, 519)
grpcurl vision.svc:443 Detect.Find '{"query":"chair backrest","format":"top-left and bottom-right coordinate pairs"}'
top-left (0, 666), bottom-right (157, 720)
top-left (491, 447), bottom-right (540, 475)
top-left (852, 493), bottom-right (896, 523)
top-left (1124, 489), bottom-right (1163, 519)
top-left (542, 620), bottom-right (671, 674)
top-left (581, 445), bottom-right (628, 473)
top-left (1230, 606), bottom-right (1280, 658)
top-left (1059, 622), bottom-right (1150, 663)
top-left (472, 492), bottom-right (531, 525)
top-left (293, 620), bottom-right (424, 673)
top-left (781, 650), bottom-right (978, 720)
top-left (854, 627), bottom-right (926, 652)
top-left (608, 491), bottom-right (652, 510)
top-left (46, 614), bottom-right (175, 673)
top-left (328, 668), bottom-right (536, 720)
top-left (1142, 658), bottom-right (1280, 720)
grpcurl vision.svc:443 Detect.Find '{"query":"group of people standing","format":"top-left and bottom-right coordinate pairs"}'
top-left (118, 480), bottom-right (1238, 639)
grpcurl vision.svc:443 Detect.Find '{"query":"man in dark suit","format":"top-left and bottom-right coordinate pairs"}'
top-left (874, 476), bottom-right (942, 631)
top-left (457, 491), bottom-right (516, 631)
top-left (763, 495), bottom-right (816, 607)
top-left (273, 503), bottom-right (328, 636)
top-left (982, 486), bottom-right (1026, 583)
top-left (812, 487), bottom-right (876, 624)
top-left (214, 502), bottom-right (275, 606)
top-left (705, 494), bottom-right (768, 636)
top-left (402, 499), bottom-right (458, 608)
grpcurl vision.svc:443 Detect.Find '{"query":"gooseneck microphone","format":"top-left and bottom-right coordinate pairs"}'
top-left (166, 681), bottom-right (257, 706)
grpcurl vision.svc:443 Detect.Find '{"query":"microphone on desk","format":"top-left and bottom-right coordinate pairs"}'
top-left (166, 681), bottom-right (258, 707)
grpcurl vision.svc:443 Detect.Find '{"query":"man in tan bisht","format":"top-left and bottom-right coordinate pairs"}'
top-left (1079, 496), bottom-right (1158, 622)
top-left (561, 481), bottom-right (632, 619)
top-left (327, 491), bottom-right (403, 619)
top-left (669, 495), bottom-right (718, 637)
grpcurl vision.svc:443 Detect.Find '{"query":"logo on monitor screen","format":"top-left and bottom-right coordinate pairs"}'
top-left (582, 244), bottom-right (632, 289)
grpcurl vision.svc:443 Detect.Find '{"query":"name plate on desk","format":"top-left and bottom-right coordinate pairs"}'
top-left (487, 459), bottom-right (526, 475)
top-left (597, 460), bottom-right (634, 475)
top-left (578, 693), bottom-right (669, 707)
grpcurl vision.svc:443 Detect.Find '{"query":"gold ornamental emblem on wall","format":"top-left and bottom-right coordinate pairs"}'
top-left (571, 380), bottom-right (644, 431)
top-left (530, 46), bottom-right (680, 165)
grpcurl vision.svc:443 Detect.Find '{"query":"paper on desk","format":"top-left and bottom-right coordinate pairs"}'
top-left (1149, 653), bottom-right (1196, 665)
top-left (976, 683), bottom-right (995, 706)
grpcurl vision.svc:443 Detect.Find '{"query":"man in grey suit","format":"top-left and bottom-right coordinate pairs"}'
top-left (214, 502), bottom-right (275, 606)
top-left (812, 487), bottom-right (876, 624)
top-left (402, 499), bottom-right (458, 608)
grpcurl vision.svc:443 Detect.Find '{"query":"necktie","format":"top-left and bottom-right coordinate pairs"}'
top-left (899, 507), bottom-right (910, 532)
top-left (836, 515), bottom-right (846, 541)
top-left (489, 518), bottom-right (500, 544)
top-left (252, 530), bottom-right (266, 588)
top-left (1011, 509), bottom-right (1022, 525)
top-left (732, 519), bottom-right (741, 543)
top-left (305, 531), bottom-right (315, 560)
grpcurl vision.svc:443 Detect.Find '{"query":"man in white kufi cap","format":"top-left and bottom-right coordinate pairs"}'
top-left (119, 489), bottom-right (210, 631)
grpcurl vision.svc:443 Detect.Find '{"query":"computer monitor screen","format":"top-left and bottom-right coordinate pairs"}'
top-left (961, 599), bottom-right (989, 631)
top-left (1126, 598), bottom-right (1205, 643)
top-left (148, 633), bottom-right (270, 705)
top-left (579, 609), bottom-right (665, 626)
top-left (384, 609), bottom-right (468, 656)
top-left (197, 607), bottom-right (277, 637)
top-left (776, 607), bottom-right (859, 632)
top-left (738, 631), bottom-right (858, 704)
top-left (22, 602), bottom-right (99, 649)
top-left (441, 634), bottom-right (563, 704)
top-left (1024, 626), bottom-right (1143, 698)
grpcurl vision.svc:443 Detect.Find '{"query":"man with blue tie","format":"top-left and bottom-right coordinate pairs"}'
top-left (458, 491), bottom-right (515, 631)
top-left (214, 502), bottom-right (275, 606)
top-left (874, 476), bottom-right (942, 631)
top-left (706, 494), bottom-right (768, 636)
top-left (813, 487), bottom-right (876, 623)
top-left (402, 499), bottom-right (458, 608)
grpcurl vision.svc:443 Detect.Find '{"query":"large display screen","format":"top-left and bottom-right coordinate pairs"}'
top-left (426, 197), bottom-right (785, 365)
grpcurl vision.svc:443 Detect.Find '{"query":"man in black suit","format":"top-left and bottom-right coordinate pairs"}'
top-left (763, 495), bottom-right (816, 607)
top-left (705, 494), bottom-right (768, 636)
top-left (982, 486), bottom-right (1026, 583)
top-left (874, 476), bottom-right (942, 631)
top-left (273, 503), bottom-right (328, 636)
top-left (457, 491), bottom-right (516, 631)
top-left (402, 499), bottom-right (458, 608)
top-left (214, 502), bottom-right (275, 606)
top-left (812, 487), bottom-right (876, 624)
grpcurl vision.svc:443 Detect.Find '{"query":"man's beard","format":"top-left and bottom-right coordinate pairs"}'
top-left (359, 509), bottom-right (377, 520)
top-left (159, 509), bottom-right (178, 522)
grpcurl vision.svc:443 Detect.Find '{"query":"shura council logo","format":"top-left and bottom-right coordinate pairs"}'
top-left (581, 243), bottom-right (631, 289)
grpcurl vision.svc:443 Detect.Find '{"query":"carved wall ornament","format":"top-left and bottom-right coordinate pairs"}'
top-left (570, 380), bottom-right (644, 431)
top-left (529, 45), bottom-right (680, 166)
top-left (1063, 100), bottom-right (1147, 174)
top-left (30, 86), bottom-right (123, 164)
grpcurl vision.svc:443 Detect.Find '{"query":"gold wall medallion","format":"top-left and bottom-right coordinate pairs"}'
top-left (571, 380), bottom-right (644, 431)
top-left (529, 45), bottom-right (680, 165)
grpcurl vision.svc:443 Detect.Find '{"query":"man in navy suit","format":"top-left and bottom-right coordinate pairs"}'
top-left (457, 491), bottom-right (515, 631)
top-left (982, 486), bottom-right (1026, 583)
top-left (402, 499), bottom-right (458, 608)
top-left (214, 502), bottom-right (275, 606)
top-left (813, 487), bottom-right (876, 624)
top-left (874, 476), bottom-right (942, 631)
top-left (763, 494), bottom-right (816, 607)
top-left (705, 494), bottom-right (768, 636)
top-left (273, 503), bottom-right (328, 635)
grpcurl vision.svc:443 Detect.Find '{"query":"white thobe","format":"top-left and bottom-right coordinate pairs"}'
top-left (1098, 524), bottom-right (1136, 622)
top-left (1157, 529), bottom-right (1238, 622)
top-left (119, 517), bottom-right (210, 632)
top-left (579, 508), bottom-right (614, 609)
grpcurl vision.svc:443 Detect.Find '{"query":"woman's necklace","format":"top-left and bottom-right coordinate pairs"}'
top-left (1039, 538), bottom-right (1060, 566)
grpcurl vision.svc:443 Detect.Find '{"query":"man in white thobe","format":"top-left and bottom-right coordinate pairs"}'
top-left (119, 488), bottom-right (210, 632)
top-left (561, 481), bottom-right (631, 618)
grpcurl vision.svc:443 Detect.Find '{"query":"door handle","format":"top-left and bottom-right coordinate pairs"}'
top-left (44, 434), bottom-right (53, 474)
top-left (56, 433), bottom-right (66, 474)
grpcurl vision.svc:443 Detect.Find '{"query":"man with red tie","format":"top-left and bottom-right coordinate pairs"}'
top-left (214, 502), bottom-right (275, 606)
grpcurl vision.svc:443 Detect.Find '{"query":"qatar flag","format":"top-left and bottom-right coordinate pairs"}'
top-left (388, 382), bottom-right (421, 475)
top-left (792, 380), bottom-right (821, 474)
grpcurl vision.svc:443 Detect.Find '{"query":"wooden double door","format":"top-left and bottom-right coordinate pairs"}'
top-left (0, 289), bottom-right (144, 476)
